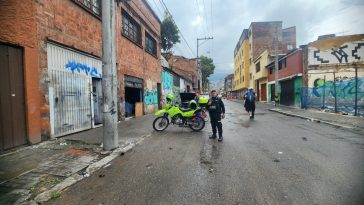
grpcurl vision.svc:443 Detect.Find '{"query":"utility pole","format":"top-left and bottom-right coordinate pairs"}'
top-left (197, 37), bottom-right (213, 92)
top-left (102, 0), bottom-right (118, 150)
top-left (274, 29), bottom-right (279, 106)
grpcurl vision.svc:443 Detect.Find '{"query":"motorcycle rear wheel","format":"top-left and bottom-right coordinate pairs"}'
top-left (189, 116), bottom-right (205, 131)
top-left (153, 116), bottom-right (169, 131)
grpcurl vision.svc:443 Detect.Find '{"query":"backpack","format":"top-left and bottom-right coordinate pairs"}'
top-left (246, 92), bottom-right (255, 103)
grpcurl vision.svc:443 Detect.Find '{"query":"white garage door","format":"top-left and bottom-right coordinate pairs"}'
top-left (47, 43), bottom-right (102, 137)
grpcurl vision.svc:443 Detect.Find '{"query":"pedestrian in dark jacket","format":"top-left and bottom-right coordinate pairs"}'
top-left (244, 87), bottom-right (256, 119)
top-left (207, 90), bottom-right (225, 142)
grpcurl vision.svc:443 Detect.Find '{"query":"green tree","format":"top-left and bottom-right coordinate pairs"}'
top-left (161, 14), bottom-right (180, 54)
top-left (199, 55), bottom-right (215, 88)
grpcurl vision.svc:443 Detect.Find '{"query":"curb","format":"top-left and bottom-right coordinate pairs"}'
top-left (32, 135), bottom-right (150, 204)
top-left (268, 109), bottom-right (356, 130)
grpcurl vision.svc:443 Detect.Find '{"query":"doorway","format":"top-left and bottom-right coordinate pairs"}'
top-left (261, 83), bottom-right (267, 101)
top-left (124, 75), bottom-right (143, 117)
top-left (0, 44), bottom-right (27, 150)
top-left (125, 87), bottom-right (142, 117)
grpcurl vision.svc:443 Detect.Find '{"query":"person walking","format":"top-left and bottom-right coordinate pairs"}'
top-left (207, 90), bottom-right (225, 142)
top-left (244, 87), bottom-right (256, 119)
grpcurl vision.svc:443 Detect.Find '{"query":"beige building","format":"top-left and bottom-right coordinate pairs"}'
top-left (253, 50), bottom-right (273, 101)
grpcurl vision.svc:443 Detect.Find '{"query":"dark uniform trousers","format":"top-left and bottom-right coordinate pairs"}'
top-left (210, 113), bottom-right (222, 137)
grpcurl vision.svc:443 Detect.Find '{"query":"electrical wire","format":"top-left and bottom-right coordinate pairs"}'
top-left (158, 0), bottom-right (195, 56)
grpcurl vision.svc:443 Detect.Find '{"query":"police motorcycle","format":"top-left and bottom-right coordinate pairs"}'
top-left (152, 94), bottom-right (208, 132)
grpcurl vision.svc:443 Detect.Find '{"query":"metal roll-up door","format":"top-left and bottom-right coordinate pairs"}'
top-left (47, 43), bottom-right (102, 137)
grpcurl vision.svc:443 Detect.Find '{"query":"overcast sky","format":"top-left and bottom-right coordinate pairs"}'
top-left (147, 0), bottom-right (364, 81)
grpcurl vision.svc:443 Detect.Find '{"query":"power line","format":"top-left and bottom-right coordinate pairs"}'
top-left (159, 0), bottom-right (195, 56)
top-left (151, 0), bottom-right (164, 17)
top-left (202, 0), bottom-right (210, 36)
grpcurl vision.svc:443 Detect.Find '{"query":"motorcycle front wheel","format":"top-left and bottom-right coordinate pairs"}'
top-left (189, 116), bottom-right (205, 132)
top-left (153, 116), bottom-right (169, 131)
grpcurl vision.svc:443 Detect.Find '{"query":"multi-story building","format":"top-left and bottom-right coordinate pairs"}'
top-left (266, 48), bottom-right (303, 107)
top-left (253, 49), bottom-right (274, 101)
top-left (233, 22), bottom-right (296, 100)
top-left (233, 29), bottom-right (249, 99)
top-left (168, 55), bottom-right (198, 92)
top-left (224, 74), bottom-right (234, 98)
top-left (0, 0), bottom-right (161, 150)
top-left (248, 22), bottom-right (296, 88)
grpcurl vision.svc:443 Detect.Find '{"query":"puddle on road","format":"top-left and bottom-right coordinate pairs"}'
top-left (200, 140), bottom-right (222, 167)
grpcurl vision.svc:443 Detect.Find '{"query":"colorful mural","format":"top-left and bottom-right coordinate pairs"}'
top-left (302, 77), bottom-right (364, 116)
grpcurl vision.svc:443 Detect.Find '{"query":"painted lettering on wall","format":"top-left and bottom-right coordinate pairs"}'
top-left (308, 41), bottom-right (364, 66)
top-left (144, 88), bottom-right (158, 105)
top-left (65, 60), bottom-right (102, 78)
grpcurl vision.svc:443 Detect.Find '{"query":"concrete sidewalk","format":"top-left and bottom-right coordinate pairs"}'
top-left (230, 99), bottom-right (364, 134)
top-left (0, 114), bottom-right (155, 204)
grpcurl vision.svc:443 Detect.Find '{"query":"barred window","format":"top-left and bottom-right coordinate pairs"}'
top-left (145, 32), bottom-right (157, 56)
top-left (122, 11), bottom-right (141, 45)
top-left (73, 0), bottom-right (101, 17)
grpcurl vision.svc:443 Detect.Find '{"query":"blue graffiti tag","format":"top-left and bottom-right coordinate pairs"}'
top-left (162, 71), bottom-right (173, 90)
top-left (144, 88), bottom-right (158, 105)
top-left (65, 60), bottom-right (102, 78)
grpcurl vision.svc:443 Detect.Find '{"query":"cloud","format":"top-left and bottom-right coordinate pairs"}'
top-left (146, 0), bottom-right (364, 81)
top-left (191, 15), bottom-right (203, 27)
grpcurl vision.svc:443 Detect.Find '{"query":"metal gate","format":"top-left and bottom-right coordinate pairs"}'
top-left (280, 79), bottom-right (295, 106)
top-left (47, 43), bottom-right (102, 137)
top-left (0, 44), bottom-right (27, 150)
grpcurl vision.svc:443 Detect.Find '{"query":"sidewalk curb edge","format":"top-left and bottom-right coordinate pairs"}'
top-left (268, 109), bottom-right (355, 130)
top-left (33, 135), bottom-right (150, 204)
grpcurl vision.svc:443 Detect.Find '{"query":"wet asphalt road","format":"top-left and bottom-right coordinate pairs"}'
top-left (49, 100), bottom-right (364, 205)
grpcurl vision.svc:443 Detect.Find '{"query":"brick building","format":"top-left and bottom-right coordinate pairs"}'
top-left (267, 48), bottom-right (303, 106)
top-left (168, 55), bottom-right (198, 91)
top-left (0, 0), bottom-right (161, 150)
top-left (0, 0), bottom-right (41, 150)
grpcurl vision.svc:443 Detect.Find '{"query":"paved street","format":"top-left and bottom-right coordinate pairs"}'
top-left (48, 100), bottom-right (364, 205)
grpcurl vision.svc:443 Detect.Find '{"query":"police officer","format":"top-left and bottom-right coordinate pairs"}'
top-left (207, 90), bottom-right (225, 142)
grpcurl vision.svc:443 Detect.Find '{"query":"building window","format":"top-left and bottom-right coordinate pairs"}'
top-left (269, 67), bottom-right (274, 74)
top-left (122, 11), bottom-right (141, 45)
top-left (145, 32), bottom-right (157, 56)
top-left (283, 31), bottom-right (289, 38)
top-left (256, 61), bottom-right (260, 73)
top-left (73, 0), bottom-right (101, 17)
top-left (279, 59), bottom-right (286, 70)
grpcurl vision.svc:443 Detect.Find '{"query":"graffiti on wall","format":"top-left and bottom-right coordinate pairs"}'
top-left (162, 71), bottom-right (173, 92)
top-left (312, 77), bottom-right (364, 100)
top-left (302, 75), bottom-right (364, 116)
top-left (144, 88), bottom-right (158, 105)
top-left (65, 60), bottom-right (102, 78)
top-left (308, 41), bottom-right (364, 66)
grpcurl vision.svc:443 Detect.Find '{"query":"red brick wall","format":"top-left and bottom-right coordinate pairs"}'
top-left (268, 50), bottom-right (303, 82)
top-left (282, 26), bottom-right (297, 53)
top-left (35, 0), bottom-right (103, 137)
top-left (168, 56), bottom-right (197, 82)
top-left (116, 0), bottom-right (161, 93)
top-left (251, 22), bottom-right (282, 61)
top-left (116, 0), bottom-right (161, 114)
top-left (0, 0), bottom-right (41, 144)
